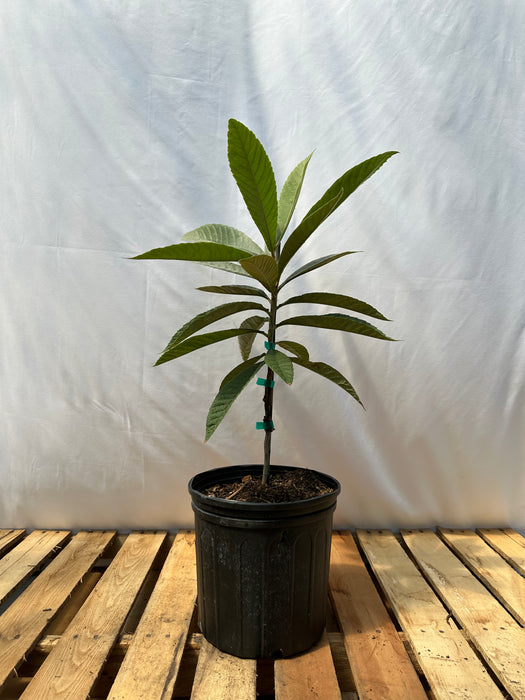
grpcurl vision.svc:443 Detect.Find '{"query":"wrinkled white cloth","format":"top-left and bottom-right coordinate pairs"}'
top-left (1, 0), bottom-right (524, 529)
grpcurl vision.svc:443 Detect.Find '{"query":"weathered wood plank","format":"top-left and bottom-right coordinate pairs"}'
top-left (108, 530), bottom-right (197, 700)
top-left (439, 528), bottom-right (525, 626)
top-left (19, 531), bottom-right (166, 700)
top-left (402, 528), bottom-right (525, 699)
top-left (358, 529), bottom-right (502, 700)
top-left (0, 530), bottom-right (70, 605)
top-left (329, 531), bottom-right (426, 700)
top-left (0, 530), bottom-right (115, 689)
top-left (478, 528), bottom-right (525, 576)
top-left (190, 637), bottom-right (257, 700)
top-left (274, 631), bottom-right (341, 700)
top-left (0, 530), bottom-right (25, 557)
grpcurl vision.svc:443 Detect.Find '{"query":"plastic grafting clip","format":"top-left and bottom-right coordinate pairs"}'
top-left (256, 421), bottom-right (275, 431)
top-left (256, 377), bottom-right (275, 388)
top-left (264, 341), bottom-right (276, 350)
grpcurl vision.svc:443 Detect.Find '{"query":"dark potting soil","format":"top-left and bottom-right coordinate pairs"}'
top-left (202, 468), bottom-right (334, 503)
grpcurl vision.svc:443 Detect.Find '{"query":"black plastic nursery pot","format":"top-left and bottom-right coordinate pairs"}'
top-left (188, 464), bottom-right (341, 659)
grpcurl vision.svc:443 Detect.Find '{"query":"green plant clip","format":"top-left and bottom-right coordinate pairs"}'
top-left (264, 341), bottom-right (276, 350)
top-left (256, 421), bottom-right (274, 430)
top-left (256, 377), bottom-right (275, 388)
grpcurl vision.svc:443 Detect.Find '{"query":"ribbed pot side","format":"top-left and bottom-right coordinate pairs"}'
top-left (188, 465), bottom-right (340, 659)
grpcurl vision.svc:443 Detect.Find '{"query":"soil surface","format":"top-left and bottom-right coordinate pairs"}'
top-left (202, 468), bottom-right (334, 503)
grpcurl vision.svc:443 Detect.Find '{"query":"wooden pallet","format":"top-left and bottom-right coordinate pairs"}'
top-left (0, 528), bottom-right (524, 698)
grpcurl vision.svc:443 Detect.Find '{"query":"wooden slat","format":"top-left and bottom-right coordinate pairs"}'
top-left (478, 528), bottom-right (525, 575)
top-left (108, 530), bottom-right (197, 700)
top-left (274, 631), bottom-right (341, 700)
top-left (190, 637), bottom-right (257, 700)
top-left (0, 529), bottom-right (25, 556)
top-left (402, 528), bottom-right (525, 699)
top-left (19, 531), bottom-right (166, 700)
top-left (439, 528), bottom-right (525, 625)
top-left (357, 529), bottom-right (503, 700)
top-left (0, 530), bottom-right (70, 605)
top-left (329, 531), bottom-right (426, 700)
top-left (0, 530), bottom-right (115, 689)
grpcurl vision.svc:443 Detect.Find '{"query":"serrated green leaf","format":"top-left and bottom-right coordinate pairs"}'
top-left (238, 316), bottom-right (268, 361)
top-left (292, 357), bottom-right (363, 406)
top-left (276, 340), bottom-right (310, 361)
top-left (279, 292), bottom-right (390, 321)
top-left (220, 354), bottom-right (264, 389)
top-left (278, 190), bottom-right (343, 273)
top-left (305, 151), bottom-right (398, 220)
top-left (240, 254), bottom-right (279, 291)
top-left (205, 360), bottom-right (265, 441)
top-left (195, 261), bottom-right (252, 277)
top-left (197, 284), bottom-right (269, 299)
top-left (264, 349), bottom-right (294, 384)
top-left (162, 301), bottom-right (269, 353)
top-left (133, 241), bottom-right (252, 262)
top-left (278, 313), bottom-right (395, 340)
top-left (155, 328), bottom-right (259, 365)
top-left (279, 252), bottom-right (357, 288)
top-left (228, 119), bottom-right (278, 250)
top-left (181, 224), bottom-right (264, 256)
top-left (276, 152), bottom-right (314, 244)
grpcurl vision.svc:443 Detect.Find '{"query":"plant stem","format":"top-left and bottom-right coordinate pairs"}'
top-left (261, 287), bottom-right (278, 486)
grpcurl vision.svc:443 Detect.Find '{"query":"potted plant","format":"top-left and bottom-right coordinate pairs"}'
top-left (133, 119), bottom-right (397, 658)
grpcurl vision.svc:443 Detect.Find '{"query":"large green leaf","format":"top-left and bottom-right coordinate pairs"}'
top-left (276, 152), bottom-right (314, 244)
top-left (205, 360), bottom-right (265, 441)
top-left (264, 348), bottom-right (294, 384)
top-left (181, 223), bottom-right (264, 256)
top-left (162, 302), bottom-right (269, 353)
top-left (195, 261), bottom-right (252, 277)
top-left (240, 254), bottom-right (279, 291)
top-left (155, 328), bottom-right (259, 365)
top-left (133, 241), bottom-right (251, 262)
top-left (197, 284), bottom-right (269, 299)
top-left (228, 119), bottom-right (278, 250)
top-left (279, 252), bottom-right (356, 288)
top-left (276, 340), bottom-right (310, 361)
top-left (279, 292), bottom-right (390, 321)
top-left (304, 151), bottom-right (398, 220)
top-left (278, 313), bottom-right (395, 340)
top-left (292, 357), bottom-right (363, 406)
top-left (238, 316), bottom-right (268, 361)
top-left (220, 354), bottom-right (264, 389)
top-left (277, 190), bottom-right (343, 273)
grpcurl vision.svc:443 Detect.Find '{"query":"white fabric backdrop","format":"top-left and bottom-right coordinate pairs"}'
top-left (2, 0), bottom-right (525, 530)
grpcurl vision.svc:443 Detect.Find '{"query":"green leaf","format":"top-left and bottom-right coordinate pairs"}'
top-left (155, 328), bottom-right (259, 365)
top-left (195, 261), bottom-right (252, 277)
top-left (278, 190), bottom-right (343, 273)
top-left (240, 254), bottom-right (279, 291)
top-left (181, 224), bottom-right (264, 256)
top-left (276, 340), bottom-right (310, 361)
top-left (162, 301), bottom-right (269, 353)
top-left (228, 119), bottom-right (278, 250)
top-left (205, 360), bottom-right (265, 441)
top-left (279, 252), bottom-right (357, 288)
top-left (264, 349), bottom-right (294, 384)
top-left (197, 284), bottom-right (269, 299)
top-left (220, 354), bottom-right (264, 389)
top-left (238, 316), bottom-right (268, 361)
top-left (279, 292), bottom-right (390, 321)
top-left (292, 357), bottom-right (363, 406)
top-left (276, 152), bottom-right (314, 244)
top-left (305, 151), bottom-right (398, 220)
top-left (278, 313), bottom-right (395, 340)
top-left (133, 241), bottom-right (252, 262)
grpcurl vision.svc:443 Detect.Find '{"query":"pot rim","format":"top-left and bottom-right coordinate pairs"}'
top-left (188, 464), bottom-right (341, 519)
